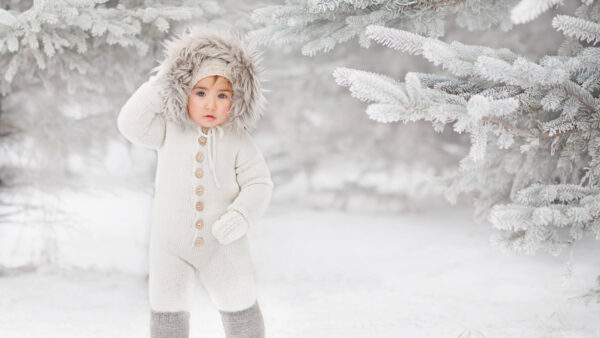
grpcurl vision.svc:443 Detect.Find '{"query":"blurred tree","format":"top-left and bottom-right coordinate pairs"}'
top-left (0, 0), bottom-right (218, 270)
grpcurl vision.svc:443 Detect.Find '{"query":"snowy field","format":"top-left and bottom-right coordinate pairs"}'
top-left (1, 194), bottom-right (600, 337)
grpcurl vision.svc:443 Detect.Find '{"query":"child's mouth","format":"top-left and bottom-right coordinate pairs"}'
top-left (204, 115), bottom-right (216, 119)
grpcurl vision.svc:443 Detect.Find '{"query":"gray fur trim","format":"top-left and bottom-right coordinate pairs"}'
top-left (150, 25), bottom-right (267, 135)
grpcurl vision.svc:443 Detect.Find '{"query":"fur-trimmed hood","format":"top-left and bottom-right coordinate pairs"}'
top-left (151, 25), bottom-right (267, 134)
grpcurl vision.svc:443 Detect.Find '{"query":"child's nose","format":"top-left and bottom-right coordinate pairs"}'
top-left (204, 95), bottom-right (217, 110)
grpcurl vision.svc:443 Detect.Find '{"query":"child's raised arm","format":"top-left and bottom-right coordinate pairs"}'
top-left (117, 75), bottom-right (166, 150)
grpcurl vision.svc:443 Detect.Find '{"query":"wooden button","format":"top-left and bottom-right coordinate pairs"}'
top-left (194, 237), bottom-right (204, 246)
top-left (196, 201), bottom-right (204, 211)
top-left (198, 136), bottom-right (207, 145)
top-left (195, 152), bottom-right (204, 162)
top-left (195, 185), bottom-right (204, 195)
top-left (201, 127), bottom-right (209, 134)
top-left (195, 220), bottom-right (204, 229)
top-left (195, 168), bottom-right (203, 178)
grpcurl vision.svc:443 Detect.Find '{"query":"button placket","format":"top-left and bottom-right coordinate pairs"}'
top-left (191, 127), bottom-right (209, 248)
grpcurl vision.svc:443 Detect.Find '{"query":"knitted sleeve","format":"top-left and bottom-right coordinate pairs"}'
top-left (117, 75), bottom-right (166, 150)
top-left (227, 131), bottom-right (274, 228)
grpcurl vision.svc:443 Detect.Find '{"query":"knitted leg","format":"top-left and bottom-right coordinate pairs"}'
top-left (150, 310), bottom-right (190, 338)
top-left (219, 301), bottom-right (265, 338)
top-left (148, 246), bottom-right (196, 338)
top-left (199, 238), bottom-right (257, 311)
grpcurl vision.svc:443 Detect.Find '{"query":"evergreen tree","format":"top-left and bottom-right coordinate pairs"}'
top-left (332, 0), bottom-right (600, 257)
top-left (0, 0), bottom-right (218, 269)
top-left (250, 0), bottom-right (566, 211)
top-left (250, 0), bottom-right (517, 57)
top-left (251, 0), bottom-right (600, 298)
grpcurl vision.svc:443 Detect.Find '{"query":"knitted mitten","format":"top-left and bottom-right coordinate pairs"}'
top-left (211, 209), bottom-right (249, 245)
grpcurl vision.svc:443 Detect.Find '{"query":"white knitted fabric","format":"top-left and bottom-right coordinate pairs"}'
top-left (212, 209), bottom-right (250, 245)
top-left (188, 58), bottom-right (233, 95)
top-left (117, 75), bottom-right (273, 312)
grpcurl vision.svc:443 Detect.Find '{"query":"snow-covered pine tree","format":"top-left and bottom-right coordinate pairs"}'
top-left (0, 0), bottom-right (219, 193)
top-left (332, 0), bottom-right (600, 257)
top-left (0, 0), bottom-right (218, 270)
top-left (249, 0), bottom-right (565, 212)
top-left (250, 0), bottom-right (517, 57)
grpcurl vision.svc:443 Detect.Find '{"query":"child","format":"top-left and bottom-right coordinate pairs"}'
top-left (117, 26), bottom-right (273, 338)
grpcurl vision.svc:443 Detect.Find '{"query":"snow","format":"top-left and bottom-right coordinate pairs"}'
top-left (1, 195), bottom-right (600, 337)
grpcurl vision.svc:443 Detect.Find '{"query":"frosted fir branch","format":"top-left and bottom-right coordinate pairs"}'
top-left (475, 56), bottom-right (569, 88)
top-left (415, 0), bottom-right (464, 8)
top-left (367, 26), bottom-right (520, 78)
top-left (468, 125), bottom-right (488, 162)
top-left (421, 39), bottom-right (475, 77)
top-left (0, 1), bottom-right (210, 84)
top-left (563, 79), bottom-right (598, 114)
top-left (307, 0), bottom-right (385, 14)
top-left (251, 5), bottom-right (308, 26)
top-left (449, 40), bottom-right (519, 63)
top-left (338, 33), bottom-right (595, 142)
top-left (365, 25), bottom-right (427, 55)
top-left (467, 95), bottom-right (520, 120)
top-left (489, 204), bottom-right (535, 231)
top-left (251, 0), bottom-right (510, 56)
top-left (336, 65), bottom-right (538, 140)
top-left (541, 87), bottom-right (566, 111)
top-left (332, 66), bottom-right (408, 104)
top-left (479, 85), bottom-right (523, 100)
top-left (335, 63), bottom-right (539, 140)
top-left (510, 0), bottom-right (564, 25)
top-left (0, 8), bottom-right (17, 26)
top-left (412, 73), bottom-right (458, 88)
top-left (553, 15), bottom-right (600, 44)
top-left (480, 117), bottom-right (535, 138)
top-left (300, 21), bottom-right (353, 56)
top-left (539, 116), bottom-right (577, 137)
top-left (490, 225), bottom-right (565, 256)
top-left (432, 79), bottom-right (473, 96)
top-left (490, 187), bottom-right (600, 245)
top-left (366, 103), bottom-right (426, 123)
top-left (515, 183), bottom-right (600, 206)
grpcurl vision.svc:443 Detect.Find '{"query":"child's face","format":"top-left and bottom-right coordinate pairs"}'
top-left (187, 76), bottom-right (233, 128)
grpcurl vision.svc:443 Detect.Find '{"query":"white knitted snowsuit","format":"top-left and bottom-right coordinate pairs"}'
top-left (117, 27), bottom-right (273, 314)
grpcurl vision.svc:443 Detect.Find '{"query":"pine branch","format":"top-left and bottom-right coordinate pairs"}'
top-left (553, 14), bottom-right (600, 45)
top-left (416, 0), bottom-right (463, 8)
top-left (481, 117), bottom-right (535, 138)
top-left (251, 0), bottom-right (513, 56)
top-left (510, 0), bottom-right (564, 25)
top-left (0, 1), bottom-right (212, 85)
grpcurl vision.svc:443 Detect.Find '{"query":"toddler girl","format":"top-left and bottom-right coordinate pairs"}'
top-left (117, 26), bottom-right (273, 338)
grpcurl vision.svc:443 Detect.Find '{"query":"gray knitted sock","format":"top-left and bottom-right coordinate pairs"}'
top-left (219, 301), bottom-right (265, 338)
top-left (150, 310), bottom-right (190, 338)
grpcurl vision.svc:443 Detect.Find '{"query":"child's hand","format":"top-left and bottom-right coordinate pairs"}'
top-left (211, 209), bottom-right (249, 245)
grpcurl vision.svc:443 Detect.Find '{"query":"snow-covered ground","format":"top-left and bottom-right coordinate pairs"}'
top-left (1, 198), bottom-right (600, 337)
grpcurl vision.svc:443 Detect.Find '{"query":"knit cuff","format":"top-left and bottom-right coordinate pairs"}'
top-left (150, 310), bottom-right (190, 328)
top-left (227, 204), bottom-right (251, 227)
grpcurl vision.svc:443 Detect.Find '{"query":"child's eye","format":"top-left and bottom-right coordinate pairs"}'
top-left (218, 93), bottom-right (229, 99)
top-left (196, 91), bottom-right (205, 97)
